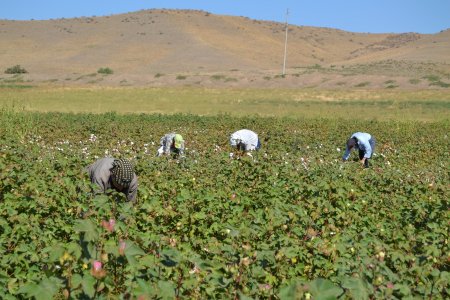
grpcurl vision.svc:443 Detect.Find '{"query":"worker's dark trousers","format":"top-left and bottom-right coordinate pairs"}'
top-left (359, 137), bottom-right (376, 168)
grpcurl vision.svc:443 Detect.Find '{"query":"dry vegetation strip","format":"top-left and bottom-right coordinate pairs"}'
top-left (0, 87), bottom-right (449, 121)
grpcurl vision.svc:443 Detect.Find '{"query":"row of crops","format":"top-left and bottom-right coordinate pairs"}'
top-left (0, 110), bottom-right (448, 299)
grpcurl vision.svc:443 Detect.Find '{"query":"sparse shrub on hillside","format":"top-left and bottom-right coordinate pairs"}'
top-left (430, 80), bottom-right (450, 88)
top-left (155, 73), bottom-right (164, 78)
top-left (97, 67), bottom-right (114, 75)
top-left (263, 76), bottom-right (272, 80)
top-left (423, 75), bottom-right (450, 88)
top-left (176, 75), bottom-right (187, 80)
top-left (211, 75), bottom-right (225, 80)
top-left (307, 64), bottom-right (323, 70)
top-left (423, 75), bottom-right (440, 82)
top-left (224, 77), bottom-right (238, 82)
top-left (409, 79), bottom-right (421, 85)
top-left (354, 81), bottom-right (370, 88)
top-left (384, 80), bottom-right (398, 89)
top-left (4, 65), bottom-right (28, 74)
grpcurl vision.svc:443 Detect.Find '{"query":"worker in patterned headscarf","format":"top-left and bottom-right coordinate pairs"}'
top-left (87, 158), bottom-right (138, 203)
top-left (157, 133), bottom-right (185, 157)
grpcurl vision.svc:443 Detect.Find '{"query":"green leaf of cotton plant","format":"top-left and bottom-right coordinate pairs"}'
top-left (73, 219), bottom-right (99, 242)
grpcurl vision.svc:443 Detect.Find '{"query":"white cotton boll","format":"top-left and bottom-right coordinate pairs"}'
top-left (229, 153), bottom-right (234, 158)
top-left (336, 147), bottom-right (341, 152)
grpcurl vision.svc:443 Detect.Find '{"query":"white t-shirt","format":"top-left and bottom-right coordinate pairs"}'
top-left (230, 129), bottom-right (259, 151)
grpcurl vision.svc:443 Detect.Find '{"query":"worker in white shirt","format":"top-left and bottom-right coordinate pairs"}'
top-left (229, 129), bottom-right (260, 157)
top-left (342, 132), bottom-right (376, 168)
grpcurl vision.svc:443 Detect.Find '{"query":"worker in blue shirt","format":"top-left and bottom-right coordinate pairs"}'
top-left (342, 132), bottom-right (376, 168)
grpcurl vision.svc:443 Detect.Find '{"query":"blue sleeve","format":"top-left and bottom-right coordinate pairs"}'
top-left (361, 140), bottom-right (372, 158)
top-left (343, 147), bottom-right (351, 160)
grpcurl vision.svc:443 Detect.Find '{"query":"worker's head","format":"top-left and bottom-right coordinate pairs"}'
top-left (229, 133), bottom-right (240, 148)
top-left (347, 137), bottom-right (357, 150)
top-left (173, 134), bottom-right (184, 150)
top-left (111, 159), bottom-right (134, 191)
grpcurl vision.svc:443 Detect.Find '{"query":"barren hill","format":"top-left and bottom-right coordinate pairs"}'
top-left (0, 9), bottom-right (449, 89)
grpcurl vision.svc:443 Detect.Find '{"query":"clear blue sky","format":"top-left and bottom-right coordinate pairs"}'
top-left (1, 0), bottom-right (449, 34)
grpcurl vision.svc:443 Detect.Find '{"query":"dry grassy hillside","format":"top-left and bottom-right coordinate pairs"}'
top-left (0, 9), bottom-right (449, 89)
